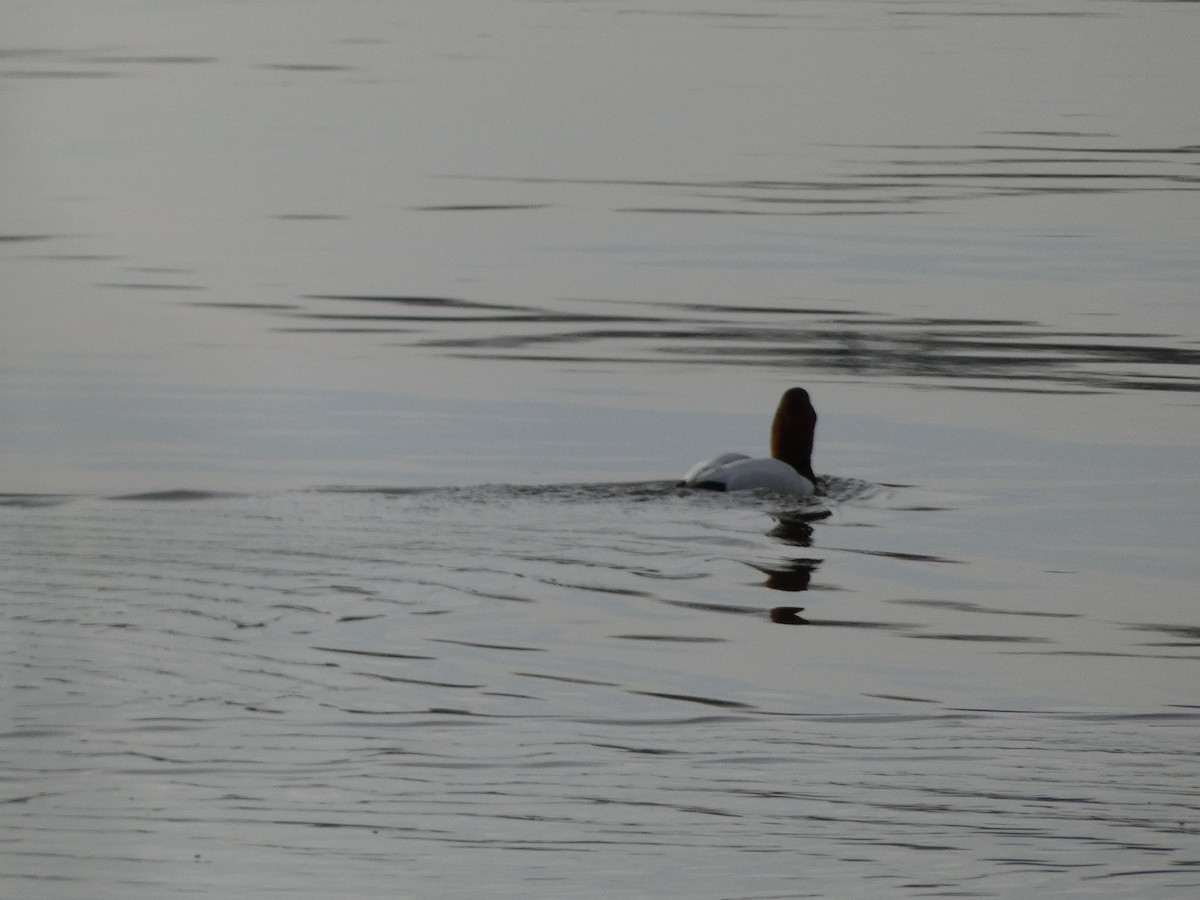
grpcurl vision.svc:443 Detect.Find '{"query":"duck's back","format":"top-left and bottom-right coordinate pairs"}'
top-left (681, 455), bottom-right (815, 495)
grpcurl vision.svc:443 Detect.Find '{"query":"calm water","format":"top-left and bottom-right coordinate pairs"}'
top-left (3, 0), bottom-right (1200, 897)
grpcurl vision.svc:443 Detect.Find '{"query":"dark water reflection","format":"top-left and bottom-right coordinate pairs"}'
top-left (457, 137), bottom-right (1199, 214)
top-left (253, 292), bottom-right (1200, 394)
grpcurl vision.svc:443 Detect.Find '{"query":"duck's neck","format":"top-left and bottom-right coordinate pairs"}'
top-left (770, 390), bottom-right (817, 484)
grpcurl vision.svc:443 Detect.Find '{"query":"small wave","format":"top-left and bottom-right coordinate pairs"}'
top-left (108, 489), bottom-right (251, 502)
top-left (0, 493), bottom-right (77, 508)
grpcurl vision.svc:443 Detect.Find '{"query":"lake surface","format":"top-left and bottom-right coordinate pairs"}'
top-left (3, 0), bottom-right (1199, 897)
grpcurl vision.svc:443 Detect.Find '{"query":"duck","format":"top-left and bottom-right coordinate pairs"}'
top-left (679, 387), bottom-right (819, 495)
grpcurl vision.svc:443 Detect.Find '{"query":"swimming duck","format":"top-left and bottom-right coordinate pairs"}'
top-left (679, 387), bottom-right (818, 495)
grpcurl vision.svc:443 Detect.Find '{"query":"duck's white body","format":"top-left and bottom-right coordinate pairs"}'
top-left (679, 387), bottom-right (820, 496)
top-left (680, 453), bottom-right (815, 495)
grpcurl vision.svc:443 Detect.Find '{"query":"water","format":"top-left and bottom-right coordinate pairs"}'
top-left (4, 484), bottom-right (1199, 897)
top-left (3, 0), bottom-right (1200, 896)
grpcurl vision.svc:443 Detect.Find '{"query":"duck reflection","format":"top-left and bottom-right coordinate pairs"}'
top-left (751, 557), bottom-right (820, 592)
top-left (759, 511), bottom-right (826, 622)
top-left (767, 508), bottom-right (831, 547)
top-left (769, 606), bottom-right (809, 625)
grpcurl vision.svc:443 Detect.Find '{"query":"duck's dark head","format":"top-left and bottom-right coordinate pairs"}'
top-left (769, 387), bottom-right (817, 485)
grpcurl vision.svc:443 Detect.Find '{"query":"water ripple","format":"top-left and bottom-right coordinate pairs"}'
top-left (219, 294), bottom-right (1200, 395)
top-left (5, 483), bottom-right (1199, 899)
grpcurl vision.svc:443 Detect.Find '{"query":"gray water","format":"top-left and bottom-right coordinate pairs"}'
top-left (3, 0), bottom-right (1200, 897)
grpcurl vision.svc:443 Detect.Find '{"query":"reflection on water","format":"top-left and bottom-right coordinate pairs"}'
top-left (458, 136), bottom-right (1200, 214)
top-left (768, 605), bottom-right (810, 623)
top-left (256, 293), bottom-right (1200, 393)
